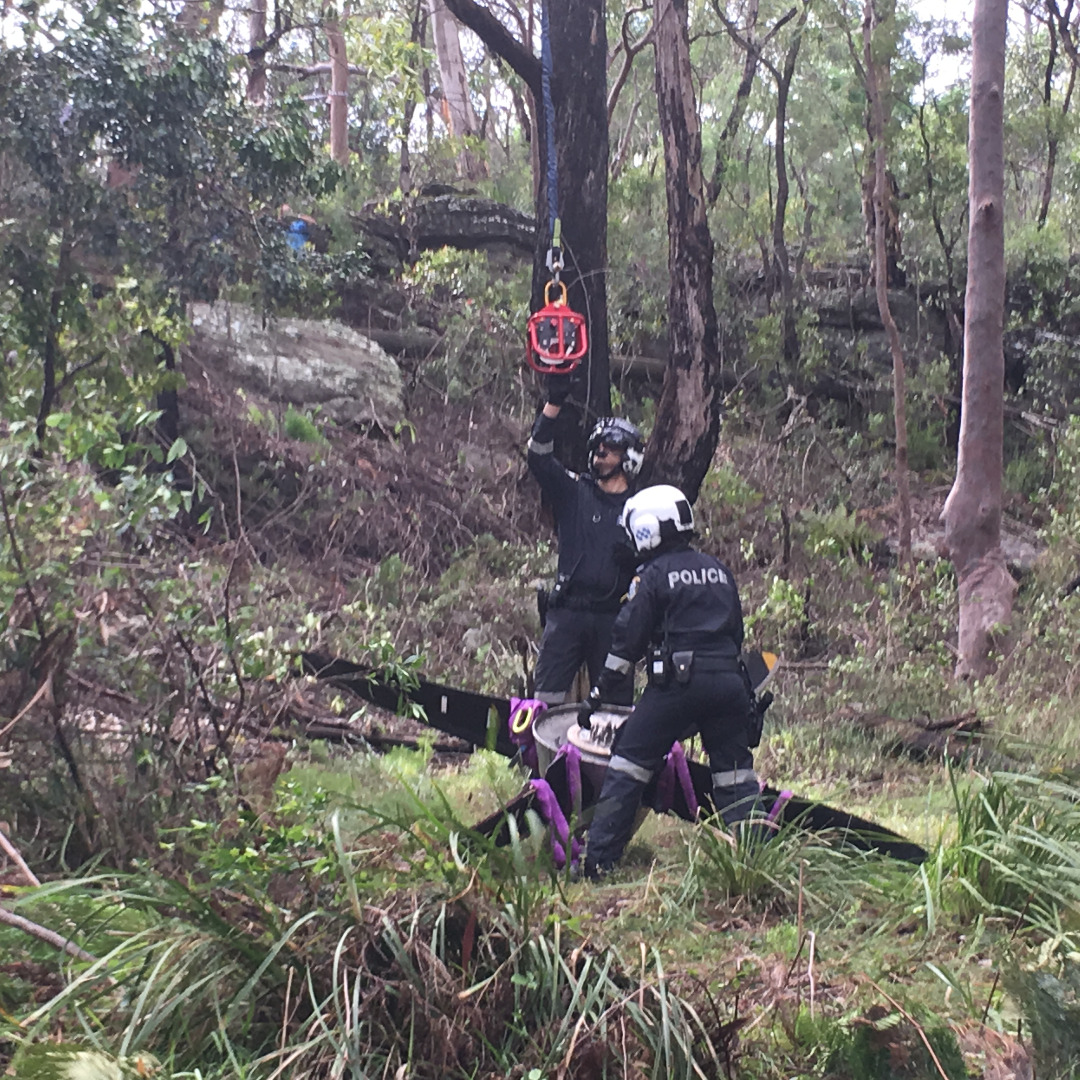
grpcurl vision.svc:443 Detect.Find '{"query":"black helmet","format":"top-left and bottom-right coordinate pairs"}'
top-left (586, 417), bottom-right (644, 478)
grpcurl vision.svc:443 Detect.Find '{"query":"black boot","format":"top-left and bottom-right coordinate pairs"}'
top-left (584, 763), bottom-right (651, 878)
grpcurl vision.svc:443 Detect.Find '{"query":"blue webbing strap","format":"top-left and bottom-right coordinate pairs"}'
top-left (540, 0), bottom-right (559, 252)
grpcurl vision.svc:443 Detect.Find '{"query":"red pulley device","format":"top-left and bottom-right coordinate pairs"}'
top-left (526, 280), bottom-right (588, 374)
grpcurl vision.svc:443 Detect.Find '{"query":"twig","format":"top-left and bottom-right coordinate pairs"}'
top-left (982, 892), bottom-right (1034, 1025)
top-left (0, 673), bottom-right (53, 742)
top-left (797, 859), bottom-right (805, 943)
top-left (280, 964), bottom-right (294, 1055)
top-left (0, 482), bottom-right (47, 641)
top-left (807, 930), bottom-right (816, 1019)
top-left (865, 977), bottom-right (952, 1080)
top-left (0, 828), bottom-right (41, 887)
top-left (69, 673), bottom-right (140, 706)
top-left (0, 904), bottom-right (96, 963)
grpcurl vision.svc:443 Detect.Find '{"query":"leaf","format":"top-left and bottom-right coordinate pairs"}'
top-left (165, 437), bottom-right (187, 463)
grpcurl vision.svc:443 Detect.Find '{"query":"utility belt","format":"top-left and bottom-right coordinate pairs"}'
top-left (646, 647), bottom-right (740, 688)
top-left (537, 574), bottom-right (621, 627)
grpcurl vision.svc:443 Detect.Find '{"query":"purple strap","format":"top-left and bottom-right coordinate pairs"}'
top-left (767, 789), bottom-right (793, 826)
top-left (508, 697), bottom-right (546, 772)
top-left (527, 741), bottom-right (584, 868)
top-left (653, 742), bottom-right (700, 819)
top-left (670, 742), bottom-right (699, 819)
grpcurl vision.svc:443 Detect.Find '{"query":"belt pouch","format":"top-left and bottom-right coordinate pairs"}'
top-left (671, 650), bottom-right (694, 685)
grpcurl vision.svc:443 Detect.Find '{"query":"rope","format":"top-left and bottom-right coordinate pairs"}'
top-left (540, 0), bottom-right (560, 252)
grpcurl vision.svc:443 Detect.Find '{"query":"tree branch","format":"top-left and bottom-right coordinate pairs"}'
top-left (607, 5), bottom-right (654, 122)
top-left (0, 904), bottom-right (97, 964)
top-left (442, 0), bottom-right (541, 97)
top-left (267, 62), bottom-right (368, 78)
top-left (0, 829), bottom-right (41, 887)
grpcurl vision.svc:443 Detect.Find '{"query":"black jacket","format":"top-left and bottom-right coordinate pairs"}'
top-left (527, 412), bottom-right (633, 611)
top-left (607, 543), bottom-right (744, 668)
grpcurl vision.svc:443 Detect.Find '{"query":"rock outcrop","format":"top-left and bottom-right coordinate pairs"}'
top-left (187, 302), bottom-right (404, 428)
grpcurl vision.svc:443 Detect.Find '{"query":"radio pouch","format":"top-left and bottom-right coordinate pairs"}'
top-left (647, 646), bottom-right (670, 688)
top-left (671, 650), bottom-right (694, 685)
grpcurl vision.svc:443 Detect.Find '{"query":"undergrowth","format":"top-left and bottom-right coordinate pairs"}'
top-left (5, 325), bottom-right (1080, 1078)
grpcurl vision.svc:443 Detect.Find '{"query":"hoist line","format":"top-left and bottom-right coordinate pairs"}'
top-left (540, 0), bottom-right (559, 246)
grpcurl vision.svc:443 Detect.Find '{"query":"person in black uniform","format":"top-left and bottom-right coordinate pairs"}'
top-left (526, 377), bottom-right (644, 707)
top-left (580, 484), bottom-right (759, 878)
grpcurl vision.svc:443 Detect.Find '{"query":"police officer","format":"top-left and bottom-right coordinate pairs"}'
top-left (580, 484), bottom-right (759, 878)
top-left (527, 376), bottom-right (645, 707)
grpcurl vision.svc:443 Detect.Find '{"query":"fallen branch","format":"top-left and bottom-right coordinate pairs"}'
top-left (292, 719), bottom-right (471, 756)
top-left (0, 905), bottom-right (97, 964)
top-left (0, 828), bottom-right (41, 887)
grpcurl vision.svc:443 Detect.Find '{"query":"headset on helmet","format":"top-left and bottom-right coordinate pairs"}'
top-left (619, 484), bottom-right (694, 554)
top-left (586, 417), bottom-right (644, 479)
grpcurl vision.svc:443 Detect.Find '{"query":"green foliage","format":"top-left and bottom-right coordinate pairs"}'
top-left (400, 248), bottom-right (529, 402)
top-left (685, 817), bottom-right (811, 907)
top-left (746, 574), bottom-right (811, 652)
top-left (800, 506), bottom-right (880, 565)
top-left (282, 405), bottom-right (328, 445)
top-left (1041, 414), bottom-right (1080, 554)
top-left (10, 1044), bottom-right (159, 1080)
top-left (1008, 959), bottom-right (1080, 1079)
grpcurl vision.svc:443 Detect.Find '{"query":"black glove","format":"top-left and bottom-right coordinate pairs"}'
top-left (577, 687), bottom-right (602, 730)
top-left (546, 372), bottom-right (572, 406)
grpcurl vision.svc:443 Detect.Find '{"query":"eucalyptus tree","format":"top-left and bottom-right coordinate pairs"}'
top-left (1044, 0), bottom-right (1080, 229)
top-left (637, 0), bottom-right (722, 501)
top-left (863, 0), bottom-right (912, 564)
top-left (898, 83), bottom-right (969, 358)
top-left (942, 0), bottom-right (1016, 680)
top-left (714, 0), bottom-right (809, 366)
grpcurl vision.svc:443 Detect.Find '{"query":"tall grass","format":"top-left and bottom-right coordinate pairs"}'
top-left (5, 771), bottom-right (731, 1079)
top-left (943, 768), bottom-right (1080, 946)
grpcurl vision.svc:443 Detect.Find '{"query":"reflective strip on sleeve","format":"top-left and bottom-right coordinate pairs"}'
top-left (527, 437), bottom-right (554, 455)
top-left (711, 768), bottom-right (759, 789)
top-left (609, 755), bottom-right (655, 784)
top-left (603, 654), bottom-right (632, 675)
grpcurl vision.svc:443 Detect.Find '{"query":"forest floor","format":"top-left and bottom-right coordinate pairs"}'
top-left (3, 352), bottom-right (1080, 1078)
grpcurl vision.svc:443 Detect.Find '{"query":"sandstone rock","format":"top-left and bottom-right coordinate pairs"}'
top-left (188, 302), bottom-right (404, 427)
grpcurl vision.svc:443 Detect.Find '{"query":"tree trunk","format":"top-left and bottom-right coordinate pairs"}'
top-left (440, 0), bottom-right (608, 466)
top-left (772, 50), bottom-right (798, 367)
top-left (863, 0), bottom-right (911, 566)
top-left (941, 0), bottom-right (1016, 681)
top-left (325, 15), bottom-right (350, 167)
top-left (1036, 6), bottom-right (1077, 230)
top-left (858, 0), bottom-right (905, 287)
top-left (428, 0), bottom-right (486, 179)
top-left (639, 0), bottom-right (720, 503)
top-left (533, 0), bottom-right (611, 448)
top-left (247, 0), bottom-right (268, 105)
top-left (760, 5), bottom-right (807, 369)
top-left (708, 0), bottom-right (762, 205)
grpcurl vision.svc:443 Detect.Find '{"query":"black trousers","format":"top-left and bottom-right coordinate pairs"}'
top-left (533, 606), bottom-right (633, 706)
top-left (585, 666), bottom-right (757, 875)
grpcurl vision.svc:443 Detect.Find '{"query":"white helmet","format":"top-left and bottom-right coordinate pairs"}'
top-left (619, 484), bottom-right (693, 553)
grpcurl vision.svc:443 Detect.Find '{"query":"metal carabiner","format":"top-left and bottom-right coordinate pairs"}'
top-left (545, 245), bottom-right (563, 283)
